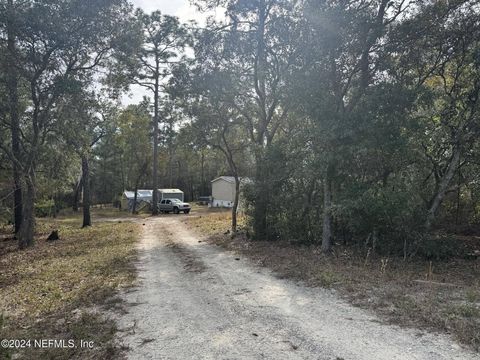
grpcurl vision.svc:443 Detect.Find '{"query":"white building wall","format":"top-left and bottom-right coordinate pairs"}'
top-left (212, 179), bottom-right (235, 206)
top-left (212, 199), bottom-right (233, 208)
top-left (210, 177), bottom-right (250, 209)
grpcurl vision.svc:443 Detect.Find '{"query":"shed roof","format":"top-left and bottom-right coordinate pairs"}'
top-left (137, 190), bottom-right (152, 197)
top-left (123, 191), bottom-right (135, 199)
top-left (123, 188), bottom-right (184, 199)
top-left (211, 176), bottom-right (251, 184)
top-left (159, 188), bottom-right (183, 193)
top-left (123, 190), bottom-right (152, 199)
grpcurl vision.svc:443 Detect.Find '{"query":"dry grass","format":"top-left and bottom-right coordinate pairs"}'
top-left (186, 209), bottom-right (246, 234)
top-left (0, 213), bottom-right (140, 359)
top-left (57, 205), bottom-right (150, 219)
top-left (185, 210), bottom-right (480, 351)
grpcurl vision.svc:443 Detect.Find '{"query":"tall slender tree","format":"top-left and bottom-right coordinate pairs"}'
top-left (112, 9), bottom-right (190, 215)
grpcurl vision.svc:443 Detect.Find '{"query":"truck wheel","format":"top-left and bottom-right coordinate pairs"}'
top-left (173, 207), bottom-right (180, 214)
top-left (184, 209), bottom-right (190, 214)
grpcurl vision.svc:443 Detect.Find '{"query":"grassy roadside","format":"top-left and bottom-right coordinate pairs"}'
top-left (184, 210), bottom-right (480, 351)
top-left (0, 211), bottom-right (140, 359)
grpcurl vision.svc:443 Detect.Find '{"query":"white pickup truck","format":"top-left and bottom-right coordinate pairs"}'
top-left (159, 198), bottom-right (191, 214)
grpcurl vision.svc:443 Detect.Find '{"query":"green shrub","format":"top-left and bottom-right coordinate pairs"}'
top-left (35, 199), bottom-right (56, 218)
top-left (415, 234), bottom-right (467, 260)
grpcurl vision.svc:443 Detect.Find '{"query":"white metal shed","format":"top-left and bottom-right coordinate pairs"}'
top-left (210, 176), bottom-right (250, 208)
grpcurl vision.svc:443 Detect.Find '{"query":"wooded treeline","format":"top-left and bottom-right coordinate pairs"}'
top-left (1, 0), bottom-right (480, 254)
top-left (178, 0), bottom-right (480, 254)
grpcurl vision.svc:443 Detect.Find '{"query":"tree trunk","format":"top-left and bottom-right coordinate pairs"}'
top-left (7, 0), bottom-right (22, 234)
top-left (72, 176), bottom-right (82, 212)
top-left (133, 162), bottom-right (147, 214)
top-left (250, 2), bottom-right (271, 240)
top-left (81, 154), bottom-right (91, 227)
top-left (132, 174), bottom-right (144, 214)
top-left (151, 76), bottom-right (159, 215)
top-left (321, 165), bottom-right (334, 253)
top-left (168, 148), bottom-right (174, 188)
top-left (132, 183), bottom-right (139, 214)
top-left (119, 153), bottom-right (126, 191)
top-left (424, 146), bottom-right (461, 231)
top-left (232, 176), bottom-right (240, 236)
top-left (13, 170), bottom-right (22, 233)
top-left (253, 154), bottom-right (268, 240)
top-left (18, 173), bottom-right (35, 249)
top-left (455, 175), bottom-right (461, 227)
top-left (52, 194), bottom-right (57, 218)
top-left (201, 151), bottom-right (206, 195)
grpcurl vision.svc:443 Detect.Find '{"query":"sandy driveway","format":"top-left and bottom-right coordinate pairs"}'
top-left (116, 216), bottom-right (477, 360)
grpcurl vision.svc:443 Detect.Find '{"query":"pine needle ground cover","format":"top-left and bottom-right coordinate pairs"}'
top-left (185, 211), bottom-right (480, 352)
top-left (0, 214), bottom-right (140, 359)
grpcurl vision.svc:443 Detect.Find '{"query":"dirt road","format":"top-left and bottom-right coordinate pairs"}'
top-left (116, 216), bottom-right (477, 359)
